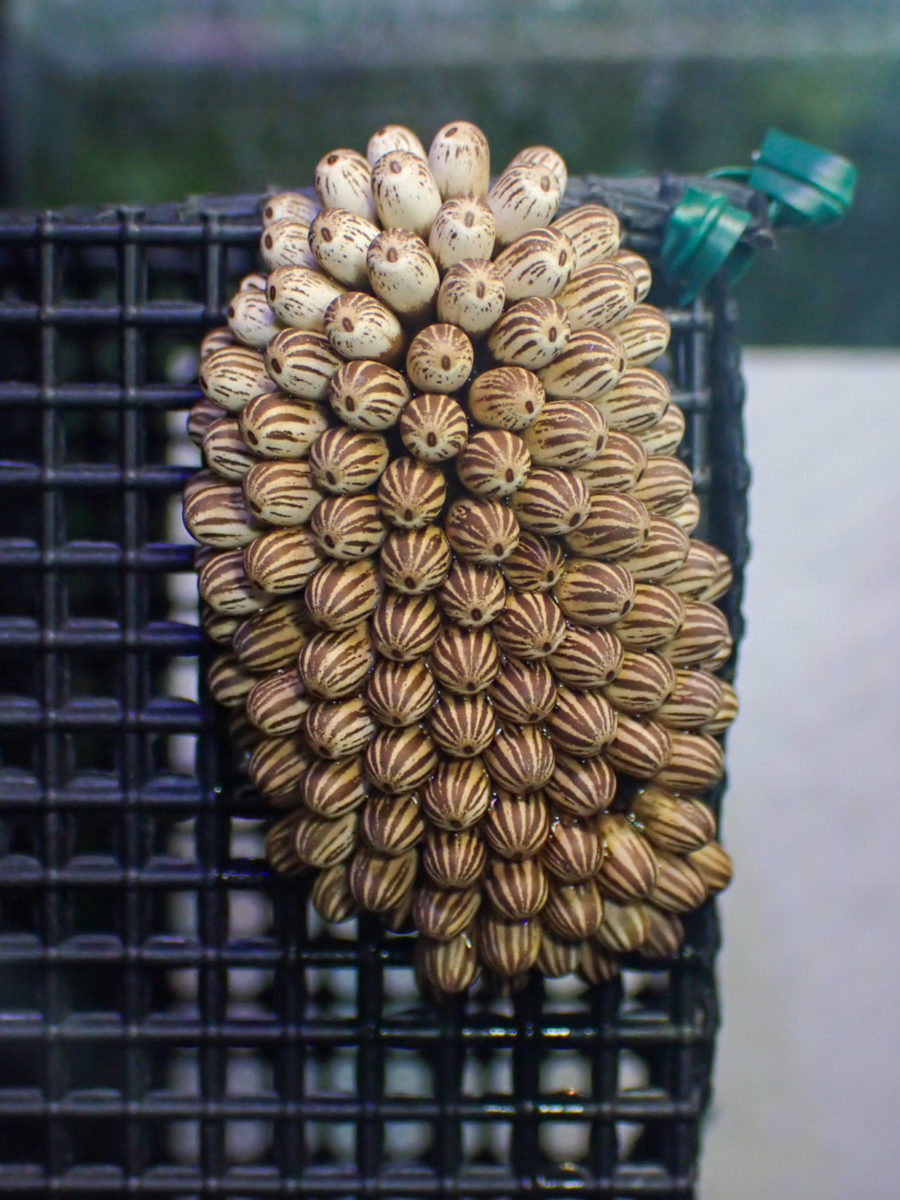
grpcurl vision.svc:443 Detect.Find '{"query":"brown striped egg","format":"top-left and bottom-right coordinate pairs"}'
top-left (310, 493), bottom-right (387, 560)
top-left (248, 734), bottom-right (310, 801)
top-left (366, 228), bottom-right (441, 323)
top-left (658, 602), bottom-right (731, 668)
top-left (466, 365), bottom-right (546, 431)
top-left (546, 687), bottom-right (616, 757)
top-left (187, 395), bottom-right (225, 444)
top-left (243, 527), bottom-right (324, 594)
top-left (309, 207), bottom-right (380, 288)
top-left (264, 328), bottom-right (344, 400)
top-left (506, 144), bottom-right (568, 194)
top-left (304, 557), bottom-right (381, 630)
top-left (308, 427), bottom-right (390, 495)
top-left (653, 668), bottom-right (724, 730)
top-left (499, 531), bottom-right (566, 593)
top-left (630, 785), bottom-right (716, 853)
top-left (310, 862), bottom-right (358, 923)
top-left (666, 493), bottom-right (703, 535)
top-left (360, 792), bottom-right (426, 856)
top-left (615, 304), bottom-right (671, 366)
top-left (183, 482), bottom-right (258, 549)
top-left (226, 287), bottom-right (282, 349)
top-left (487, 163), bottom-right (561, 247)
top-left (430, 625), bottom-right (501, 695)
top-left (483, 724), bottom-right (555, 794)
top-left (491, 591), bottom-right (566, 660)
top-left (423, 827), bottom-right (486, 890)
top-left (428, 120), bottom-right (491, 199)
top-left (456, 429), bottom-right (531, 499)
top-left (238, 393), bottom-right (330, 460)
top-left (428, 693), bottom-right (495, 759)
top-left (399, 392), bottom-right (469, 464)
top-left (266, 265), bottom-right (345, 332)
top-left (370, 591), bottom-right (441, 661)
top-left (478, 913), bottom-right (542, 976)
top-left (511, 467), bottom-right (591, 536)
top-left (371, 150), bottom-right (443, 238)
top-left (262, 190), bottom-right (319, 227)
top-left (349, 846), bottom-right (417, 912)
top-left (445, 496), bottom-right (521, 564)
top-left (245, 668), bottom-right (311, 736)
top-left (579, 943), bottom-right (621, 985)
top-left (488, 658), bottom-right (557, 725)
top-left (542, 812), bottom-right (605, 883)
top-left (647, 849), bottom-right (708, 914)
top-left (202, 416), bottom-right (259, 480)
top-left (364, 724), bottom-right (439, 793)
top-left (413, 885), bottom-right (481, 941)
top-left (418, 931), bottom-right (480, 993)
top-left (554, 559), bottom-right (635, 626)
top-left (265, 812), bottom-right (306, 875)
top-left (486, 296), bottom-right (571, 370)
top-left (198, 548), bottom-right (269, 616)
top-left (232, 598), bottom-right (311, 672)
top-left (573, 430), bottom-right (648, 493)
top-left (406, 323), bottom-right (475, 394)
top-left (543, 750), bottom-right (617, 818)
top-left (594, 898), bottom-right (650, 953)
top-left (199, 328), bottom-right (234, 363)
top-left (613, 248), bottom-right (652, 300)
top-left (323, 291), bottom-right (405, 365)
top-left (303, 695), bottom-right (376, 760)
top-left (635, 400), bottom-right (686, 456)
top-left (199, 345), bottom-right (277, 412)
top-left (551, 204), bottom-right (621, 269)
top-left (701, 679), bottom-right (739, 736)
top-left (206, 651), bottom-right (257, 709)
top-left (242, 460), bottom-right (324, 527)
top-left (522, 398), bottom-right (607, 469)
top-left (556, 262), bottom-right (639, 332)
top-left (182, 470), bottom-right (222, 508)
top-left (639, 907), bottom-right (684, 959)
top-left (483, 790), bottom-right (550, 860)
top-left (421, 757), bottom-right (492, 831)
top-left (548, 625), bottom-right (623, 690)
top-left (300, 754), bottom-right (369, 818)
top-left (365, 657), bottom-right (437, 726)
top-left (563, 491), bottom-right (651, 559)
top-left (259, 218), bottom-right (318, 272)
top-left (653, 730), bottom-right (724, 792)
top-left (328, 359), bottom-right (411, 431)
top-left (379, 524), bottom-right (453, 593)
top-left (594, 367), bottom-right (671, 434)
top-left (542, 877), bottom-right (604, 941)
top-left (437, 560), bottom-right (507, 628)
top-left (630, 455), bottom-right (695, 514)
top-left (484, 857), bottom-right (548, 919)
top-left (428, 196), bottom-right (496, 270)
top-left (314, 147), bottom-right (375, 220)
top-left (610, 583), bottom-right (686, 649)
top-left (700, 546), bottom-right (734, 603)
top-left (493, 226), bottom-right (575, 301)
top-left (227, 709), bottom-right (266, 756)
top-left (296, 625), bottom-right (375, 700)
top-left (602, 650), bottom-right (676, 715)
top-left (377, 456), bottom-right (447, 529)
top-left (535, 927), bottom-right (581, 977)
top-left (663, 540), bottom-right (720, 600)
top-left (615, 515), bottom-right (690, 583)
top-left (596, 814), bottom-right (659, 901)
top-left (435, 258), bottom-right (506, 336)
top-left (686, 839), bottom-right (733, 894)
top-left (367, 123), bottom-right (427, 163)
top-left (604, 714), bottom-right (672, 780)
top-left (201, 606), bottom-right (242, 646)
top-left (537, 329), bottom-right (626, 403)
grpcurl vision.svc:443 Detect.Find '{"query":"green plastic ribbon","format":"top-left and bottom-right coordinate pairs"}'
top-left (661, 186), bottom-right (753, 305)
top-left (748, 128), bottom-right (858, 228)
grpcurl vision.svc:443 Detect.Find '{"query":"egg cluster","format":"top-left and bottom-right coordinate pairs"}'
top-left (184, 121), bottom-right (736, 995)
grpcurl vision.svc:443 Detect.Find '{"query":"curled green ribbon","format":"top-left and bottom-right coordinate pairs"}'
top-left (748, 128), bottom-right (858, 228)
top-left (661, 186), bottom-right (753, 305)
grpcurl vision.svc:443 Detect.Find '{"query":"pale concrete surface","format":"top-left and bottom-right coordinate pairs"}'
top-left (702, 349), bottom-right (900, 1198)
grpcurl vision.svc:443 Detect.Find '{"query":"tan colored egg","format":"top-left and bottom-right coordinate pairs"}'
top-left (493, 226), bottom-right (576, 301)
top-left (201, 605), bottom-right (241, 646)
top-left (546, 685), bottom-right (617, 758)
top-left (658, 601), bottom-right (731, 668)
top-left (303, 695), bottom-right (376, 760)
top-left (556, 262), bottom-right (639, 332)
top-left (699, 545), bottom-right (734, 603)
top-left (259, 217), bottom-right (318, 272)
top-left (522, 398), bottom-right (607, 470)
top-left (310, 493), bottom-right (386, 560)
top-left (597, 368), bottom-right (671, 434)
top-left (651, 668), bottom-right (724, 730)
top-left (371, 150), bottom-right (443, 237)
top-left (324, 291), bottom-right (405, 365)
top-left (484, 857), bottom-right (549, 920)
top-left (238, 393), bottom-right (330, 460)
top-left (365, 657), bottom-right (437, 727)
top-left (364, 724), bottom-right (439, 793)
top-left (478, 912), bottom-right (542, 976)
top-left (663, 540), bottom-right (720, 601)
top-left (456, 429), bottom-right (531, 499)
top-left (418, 931), bottom-right (480, 993)
top-left (548, 625), bottom-right (623, 690)
top-left (428, 693), bottom-right (495, 759)
top-left (366, 228), bottom-right (441, 323)
top-left (265, 813), bottom-right (306, 875)
top-left (183, 481), bottom-right (258, 549)
top-left (499, 531), bottom-right (566, 593)
top-left (506, 145), bottom-right (567, 194)
top-left (594, 898), bottom-right (650, 953)
top-left (428, 120), bottom-right (491, 199)
top-left (309, 207), bottom-right (379, 288)
top-left (647, 849), bottom-right (708, 914)
top-left (639, 907), bottom-right (684, 959)
top-left (603, 650), bottom-right (676, 715)
top-left (613, 248), bottom-right (652, 301)
top-left (428, 196), bottom-right (496, 270)
top-left (535, 927), bottom-right (581, 977)
top-left (436, 258), bottom-right (506, 335)
top-left (187, 396), bottom-right (225, 445)
top-left (604, 714), bottom-right (672, 780)
top-left (554, 557), bottom-right (636, 627)
top-left (542, 812), bottom-right (605, 883)
top-left (360, 792), bottom-right (426, 856)
top-left (226, 287), bottom-right (282, 349)
top-left (634, 399), bottom-right (686, 456)
top-left (466, 365), bottom-right (545, 432)
top-left (609, 583), bottom-right (685, 649)
top-left (652, 730), bottom-right (724, 792)
top-left (484, 723), bottom-right (555, 794)
top-left (198, 548), bottom-right (269, 616)
top-left (437, 560), bottom-right (507, 628)
top-left (630, 785), bottom-right (716, 853)
top-left (399, 391), bottom-right (469, 463)
top-left (421, 757), bottom-right (492, 831)
top-left (266, 265), bottom-right (345, 332)
top-left (686, 839), bottom-right (733, 894)
top-left (615, 515), bottom-right (690, 583)
top-left (379, 524), bottom-right (453, 593)
top-left (300, 755), bottom-right (369, 818)
top-left (489, 658), bottom-right (557, 725)
top-left (262, 191), bottom-right (319, 227)
top-left (666, 492), bottom-right (702, 535)
top-left (511, 468), bottom-right (591, 537)
top-left (244, 527), bottom-right (324, 595)
top-left (486, 296), bottom-right (571, 370)
top-left (349, 846), bottom-right (417, 912)
top-left (701, 679), bottom-right (739, 736)
top-left (199, 327), bottom-right (235, 364)
top-left (422, 827), bottom-right (487, 892)
top-left (492, 591), bottom-right (566, 661)
top-left (248, 735), bottom-right (311, 801)
top-left (264, 329), bottom-right (344, 401)
top-left (311, 862), bottom-right (359, 923)
top-left (487, 163), bottom-right (562, 247)
top-left (296, 625), bottom-right (375, 700)
top-left (483, 790), bottom-right (550, 860)
top-left (377, 456), bottom-right (447, 530)
top-left (242, 460), bottom-right (323, 527)
top-left (227, 709), bottom-right (266, 757)
top-left (240, 268), bottom-right (273, 292)
top-left (564, 491), bottom-right (650, 559)
top-left (537, 329), bottom-right (626, 403)
top-left (551, 204), bottom-right (621, 269)
top-left (328, 359), bottom-right (411, 431)
top-left (543, 750), bottom-right (617, 818)
top-left (207, 651), bottom-right (257, 709)
top-left (304, 557), bottom-right (381, 631)
top-left (314, 147), bottom-right (376, 220)
top-left (445, 496), bottom-right (521, 564)
top-left (413, 885), bottom-right (481, 941)
top-left (596, 814), bottom-right (659, 901)
top-left (245, 668), bottom-right (311, 736)
top-left (202, 416), bottom-right (258, 481)
top-left (573, 430), bottom-right (648, 493)
top-left (367, 123), bottom-right (427, 164)
top-left (616, 304), bottom-right (671, 367)
top-left (406, 323), bottom-right (475, 394)
top-left (579, 942), bottom-right (621, 984)
top-left (542, 877), bottom-right (604, 941)
top-left (630, 455), bottom-right (695, 515)
top-left (308, 427), bottom-right (390, 495)
top-left (199, 345), bottom-right (277, 413)
top-left (370, 590), bottom-right (441, 661)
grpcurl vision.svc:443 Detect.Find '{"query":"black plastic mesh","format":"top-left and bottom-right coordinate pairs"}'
top-left (0, 180), bottom-right (750, 1198)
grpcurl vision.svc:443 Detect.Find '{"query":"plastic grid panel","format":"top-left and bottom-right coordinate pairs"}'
top-left (0, 182), bottom-right (749, 1199)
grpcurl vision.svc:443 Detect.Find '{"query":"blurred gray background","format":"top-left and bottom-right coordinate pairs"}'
top-left (2, 1), bottom-right (898, 1196)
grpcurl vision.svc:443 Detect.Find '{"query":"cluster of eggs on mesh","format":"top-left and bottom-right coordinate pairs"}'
top-left (184, 121), bottom-right (737, 995)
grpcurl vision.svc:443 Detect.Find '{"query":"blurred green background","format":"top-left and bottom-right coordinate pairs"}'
top-left (2, 0), bottom-right (895, 344)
